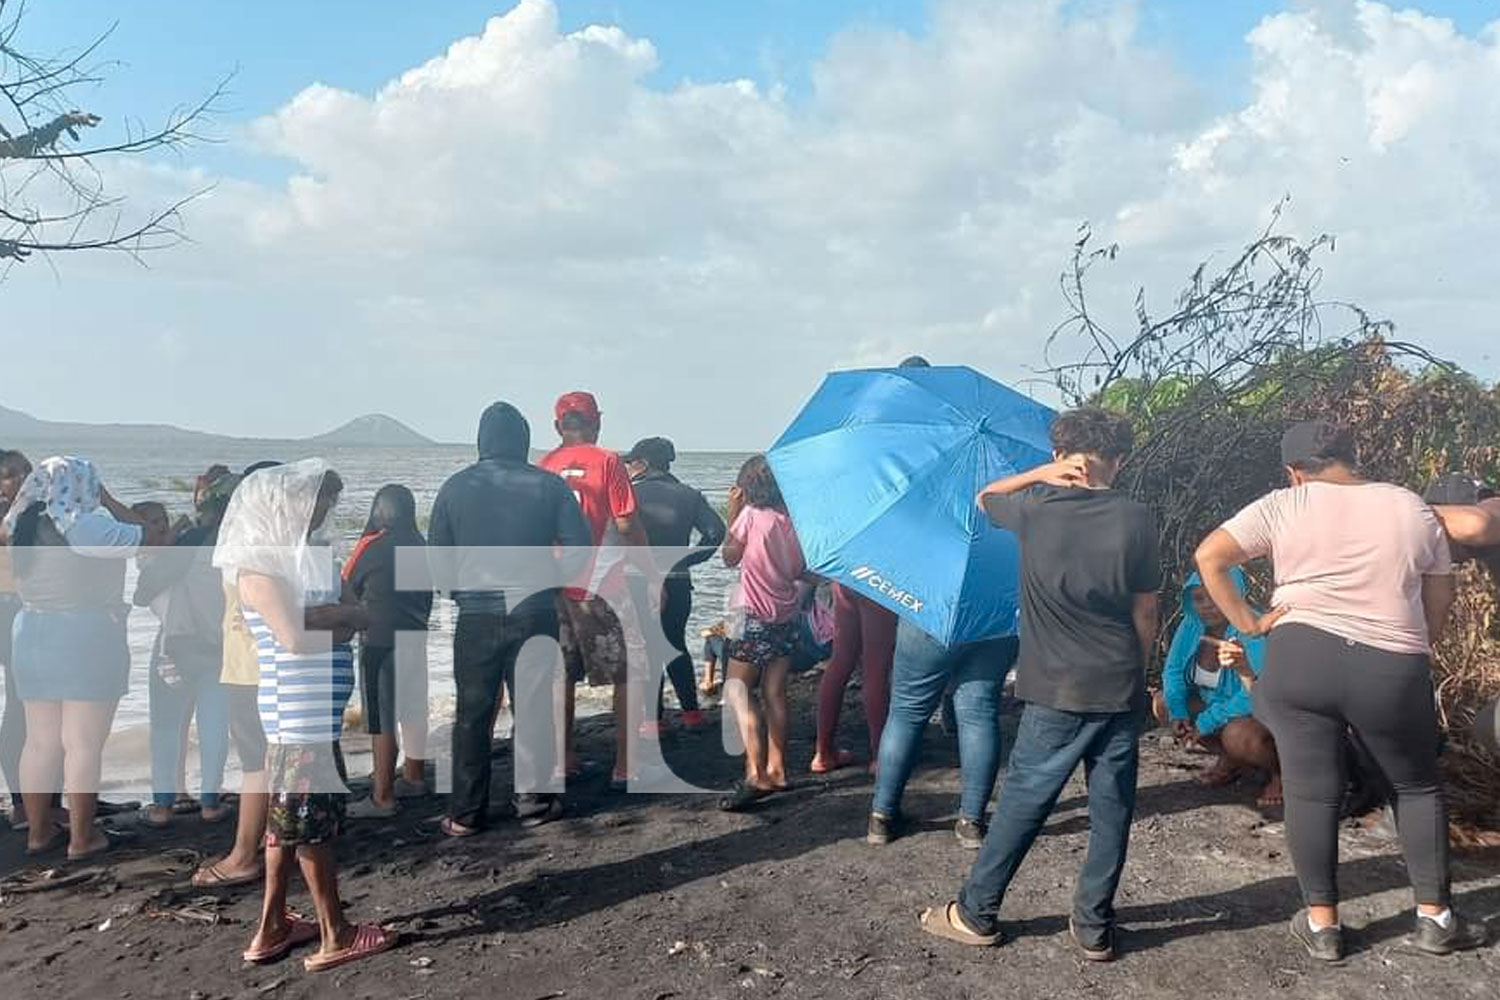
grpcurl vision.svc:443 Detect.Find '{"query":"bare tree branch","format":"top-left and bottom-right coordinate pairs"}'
top-left (0, 0), bottom-right (223, 266)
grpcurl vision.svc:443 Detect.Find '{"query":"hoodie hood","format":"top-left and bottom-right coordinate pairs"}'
top-left (477, 402), bottom-right (530, 462)
top-left (1179, 567), bottom-right (1249, 619)
top-left (1162, 566), bottom-right (1264, 736)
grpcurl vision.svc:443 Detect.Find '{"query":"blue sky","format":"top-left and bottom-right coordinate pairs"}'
top-left (4, 0), bottom-right (1498, 444)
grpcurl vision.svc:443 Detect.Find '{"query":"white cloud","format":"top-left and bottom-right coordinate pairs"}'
top-left (2, 0), bottom-right (1497, 446)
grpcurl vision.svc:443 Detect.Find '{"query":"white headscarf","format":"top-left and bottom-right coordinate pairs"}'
top-left (213, 458), bottom-right (339, 603)
top-left (1, 456), bottom-right (101, 536)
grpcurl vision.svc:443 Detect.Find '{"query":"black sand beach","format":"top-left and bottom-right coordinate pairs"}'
top-left (3, 672), bottom-right (1498, 1000)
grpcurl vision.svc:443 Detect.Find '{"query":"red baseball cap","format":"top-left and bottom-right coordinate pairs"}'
top-left (555, 391), bottom-right (601, 423)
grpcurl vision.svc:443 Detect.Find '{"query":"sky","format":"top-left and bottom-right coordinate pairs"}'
top-left (2, 0), bottom-right (1497, 447)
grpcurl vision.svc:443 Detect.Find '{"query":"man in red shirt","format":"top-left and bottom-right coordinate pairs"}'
top-left (540, 391), bottom-right (653, 787)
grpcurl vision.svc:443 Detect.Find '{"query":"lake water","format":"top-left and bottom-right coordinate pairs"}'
top-left (5, 440), bottom-right (750, 795)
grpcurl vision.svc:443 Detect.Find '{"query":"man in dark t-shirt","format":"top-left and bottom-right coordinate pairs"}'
top-left (921, 408), bottom-right (1160, 962)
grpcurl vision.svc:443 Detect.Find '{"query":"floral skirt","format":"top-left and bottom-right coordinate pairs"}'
top-left (265, 742), bottom-right (346, 847)
top-left (726, 616), bottom-right (801, 671)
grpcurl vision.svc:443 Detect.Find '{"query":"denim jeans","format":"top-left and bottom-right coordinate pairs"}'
top-left (149, 647), bottom-right (230, 809)
top-left (871, 626), bottom-right (1016, 823)
top-left (958, 703), bottom-right (1139, 938)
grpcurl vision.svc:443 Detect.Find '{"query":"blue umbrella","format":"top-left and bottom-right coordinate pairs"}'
top-left (767, 365), bottom-right (1054, 646)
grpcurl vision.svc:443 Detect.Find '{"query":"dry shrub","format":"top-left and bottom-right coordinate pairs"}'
top-left (1043, 206), bottom-right (1500, 827)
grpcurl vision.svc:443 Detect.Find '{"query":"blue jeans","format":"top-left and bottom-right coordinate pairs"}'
top-left (871, 627), bottom-right (1016, 823)
top-left (149, 647), bottom-right (229, 809)
top-left (958, 703), bottom-right (1139, 937)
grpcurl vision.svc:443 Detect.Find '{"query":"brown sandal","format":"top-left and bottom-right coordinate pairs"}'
top-left (918, 902), bottom-right (1002, 947)
top-left (191, 861), bottom-right (263, 888)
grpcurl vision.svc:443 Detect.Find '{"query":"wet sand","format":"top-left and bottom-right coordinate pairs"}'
top-left (2, 672), bottom-right (1498, 1000)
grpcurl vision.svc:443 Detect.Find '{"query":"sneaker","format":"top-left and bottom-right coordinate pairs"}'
top-left (954, 817), bottom-right (985, 849)
top-left (1289, 909), bottom-right (1344, 963)
top-left (1411, 910), bottom-right (1489, 955)
top-left (1069, 918), bottom-right (1115, 962)
top-left (679, 710), bottom-right (707, 730)
top-left (515, 794), bottom-right (564, 829)
top-left (867, 812), bottom-right (896, 846)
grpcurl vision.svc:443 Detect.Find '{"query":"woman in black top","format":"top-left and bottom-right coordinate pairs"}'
top-left (345, 485), bottom-right (432, 817)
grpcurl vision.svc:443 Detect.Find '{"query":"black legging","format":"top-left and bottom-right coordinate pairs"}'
top-left (628, 575), bottom-right (700, 718)
top-left (1254, 623), bottom-right (1449, 907)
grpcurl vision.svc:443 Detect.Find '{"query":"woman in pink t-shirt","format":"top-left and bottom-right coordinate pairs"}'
top-left (1196, 421), bottom-right (1484, 962)
top-left (719, 455), bottom-right (806, 811)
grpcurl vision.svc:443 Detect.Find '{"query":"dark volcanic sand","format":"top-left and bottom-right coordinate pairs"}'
top-left (3, 672), bottom-right (1499, 1000)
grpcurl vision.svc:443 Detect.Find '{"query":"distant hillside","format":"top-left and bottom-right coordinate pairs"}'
top-left (306, 413), bottom-right (435, 447)
top-left (0, 403), bottom-right (437, 448)
top-left (0, 403), bottom-right (219, 446)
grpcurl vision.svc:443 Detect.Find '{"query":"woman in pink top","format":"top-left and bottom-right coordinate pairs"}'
top-left (719, 455), bottom-right (806, 811)
top-left (1196, 421), bottom-right (1485, 962)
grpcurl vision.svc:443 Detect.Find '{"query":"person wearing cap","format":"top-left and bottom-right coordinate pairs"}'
top-left (1425, 474), bottom-right (1500, 759)
top-left (540, 391), bottom-right (654, 788)
top-left (622, 437), bottom-right (726, 731)
top-left (1196, 421), bottom-right (1486, 961)
top-left (1426, 473), bottom-right (1500, 580)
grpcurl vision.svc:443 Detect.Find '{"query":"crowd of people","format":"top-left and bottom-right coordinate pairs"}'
top-left (2, 377), bottom-right (1499, 974)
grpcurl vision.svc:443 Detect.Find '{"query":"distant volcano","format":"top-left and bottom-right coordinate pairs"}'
top-left (306, 413), bottom-right (435, 447)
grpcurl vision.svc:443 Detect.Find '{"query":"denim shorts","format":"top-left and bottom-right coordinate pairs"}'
top-left (11, 606), bottom-right (130, 702)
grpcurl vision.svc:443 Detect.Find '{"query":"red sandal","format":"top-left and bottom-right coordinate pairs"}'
top-left (303, 923), bottom-right (399, 973)
top-left (242, 911), bottom-right (320, 964)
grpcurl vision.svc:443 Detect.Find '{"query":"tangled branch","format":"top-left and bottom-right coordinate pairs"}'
top-left (1041, 202), bottom-right (1500, 825)
top-left (0, 0), bottom-right (224, 266)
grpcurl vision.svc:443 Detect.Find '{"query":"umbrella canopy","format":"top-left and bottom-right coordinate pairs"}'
top-left (767, 365), bottom-right (1054, 646)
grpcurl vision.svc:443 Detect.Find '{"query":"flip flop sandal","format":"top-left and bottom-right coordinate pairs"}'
top-left (718, 781), bottom-right (773, 812)
top-left (67, 828), bottom-right (129, 863)
top-left (172, 798), bottom-right (202, 815)
top-left (243, 913), bottom-right (320, 964)
top-left (440, 817), bottom-right (481, 839)
top-left (199, 805), bottom-right (236, 825)
top-left (919, 902), bottom-right (1003, 947)
top-left (810, 750), bottom-right (857, 775)
top-left (303, 924), bottom-right (399, 973)
top-left (25, 824), bottom-right (68, 856)
top-left (191, 862), bottom-right (264, 889)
